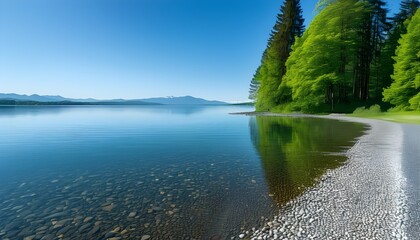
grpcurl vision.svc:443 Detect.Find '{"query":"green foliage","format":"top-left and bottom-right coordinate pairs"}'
top-left (282, 0), bottom-right (368, 113)
top-left (350, 110), bottom-right (420, 124)
top-left (353, 104), bottom-right (382, 115)
top-left (314, 0), bottom-right (337, 14)
top-left (255, 0), bottom-right (304, 111)
top-left (253, 0), bottom-right (419, 113)
top-left (395, 0), bottom-right (420, 24)
top-left (369, 0), bottom-right (390, 100)
top-left (248, 66), bottom-right (261, 100)
top-left (377, 0), bottom-right (419, 101)
top-left (383, 9), bottom-right (420, 110)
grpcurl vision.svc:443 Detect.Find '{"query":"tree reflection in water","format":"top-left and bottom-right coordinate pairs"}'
top-left (249, 116), bottom-right (366, 206)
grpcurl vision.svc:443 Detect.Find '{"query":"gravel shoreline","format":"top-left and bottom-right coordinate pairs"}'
top-left (237, 113), bottom-right (417, 240)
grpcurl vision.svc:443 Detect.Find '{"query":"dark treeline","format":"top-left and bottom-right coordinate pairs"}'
top-left (249, 0), bottom-right (420, 113)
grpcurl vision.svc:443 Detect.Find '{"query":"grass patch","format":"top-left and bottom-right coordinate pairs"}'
top-left (352, 104), bottom-right (382, 116)
top-left (259, 101), bottom-right (420, 124)
top-left (350, 108), bottom-right (420, 124)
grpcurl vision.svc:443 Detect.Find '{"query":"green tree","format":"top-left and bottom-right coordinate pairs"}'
top-left (283, 0), bottom-right (368, 112)
top-left (369, 0), bottom-right (390, 101)
top-left (353, 0), bottom-right (388, 102)
top-left (383, 9), bottom-right (420, 110)
top-left (249, 66), bottom-right (261, 101)
top-left (313, 0), bottom-right (392, 103)
top-left (256, 0), bottom-right (304, 111)
top-left (314, 0), bottom-right (389, 102)
top-left (395, 0), bottom-right (420, 25)
top-left (379, 0), bottom-right (419, 97)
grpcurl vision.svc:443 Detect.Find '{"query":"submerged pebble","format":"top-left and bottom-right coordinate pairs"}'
top-left (141, 235), bottom-right (151, 240)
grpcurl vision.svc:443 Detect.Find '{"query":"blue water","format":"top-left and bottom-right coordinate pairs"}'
top-left (0, 106), bottom-right (256, 175)
top-left (0, 105), bottom-right (364, 239)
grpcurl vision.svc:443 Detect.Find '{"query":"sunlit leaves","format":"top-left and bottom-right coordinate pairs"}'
top-left (282, 0), bottom-right (367, 112)
top-left (255, 0), bottom-right (304, 111)
top-left (383, 9), bottom-right (420, 110)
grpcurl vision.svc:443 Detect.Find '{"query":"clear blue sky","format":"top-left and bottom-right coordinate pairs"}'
top-left (0, 0), bottom-right (400, 102)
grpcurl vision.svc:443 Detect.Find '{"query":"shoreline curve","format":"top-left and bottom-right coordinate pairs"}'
top-left (237, 113), bottom-right (417, 239)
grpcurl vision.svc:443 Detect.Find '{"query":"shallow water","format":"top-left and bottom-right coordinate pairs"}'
top-left (0, 106), bottom-right (365, 239)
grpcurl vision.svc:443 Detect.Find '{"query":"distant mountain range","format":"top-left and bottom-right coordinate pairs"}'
top-left (0, 93), bottom-right (227, 105)
top-left (140, 96), bottom-right (225, 105)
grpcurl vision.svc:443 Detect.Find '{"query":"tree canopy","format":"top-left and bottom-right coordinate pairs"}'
top-left (383, 9), bottom-right (420, 110)
top-left (249, 66), bottom-right (261, 101)
top-left (282, 0), bottom-right (368, 112)
top-left (254, 0), bottom-right (304, 110)
top-left (251, 0), bottom-right (420, 113)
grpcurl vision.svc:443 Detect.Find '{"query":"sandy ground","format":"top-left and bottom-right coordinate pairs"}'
top-left (236, 113), bottom-right (420, 240)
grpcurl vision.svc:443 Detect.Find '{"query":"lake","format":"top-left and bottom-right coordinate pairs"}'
top-left (0, 106), bottom-right (365, 239)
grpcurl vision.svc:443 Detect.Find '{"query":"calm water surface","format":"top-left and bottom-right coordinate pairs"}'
top-left (0, 106), bottom-right (365, 239)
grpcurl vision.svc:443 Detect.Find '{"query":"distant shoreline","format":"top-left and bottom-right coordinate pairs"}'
top-left (0, 94), bottom-right (231, 106)
top-left (0, 101), bottom-right (237, 106)
top-left (0, 100), bottom-right (160, 106)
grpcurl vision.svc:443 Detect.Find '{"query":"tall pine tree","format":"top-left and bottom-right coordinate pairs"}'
top-left (249, 66), bottom-right (261, 101)
top-left (369, 0), bottom-right (389, 101)
top-left (353, 7), bottom-right (371, 101)
top-left (255, 0), bottom-right (304, 111)
top-left (395, 0), bottom-right (420, 25)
